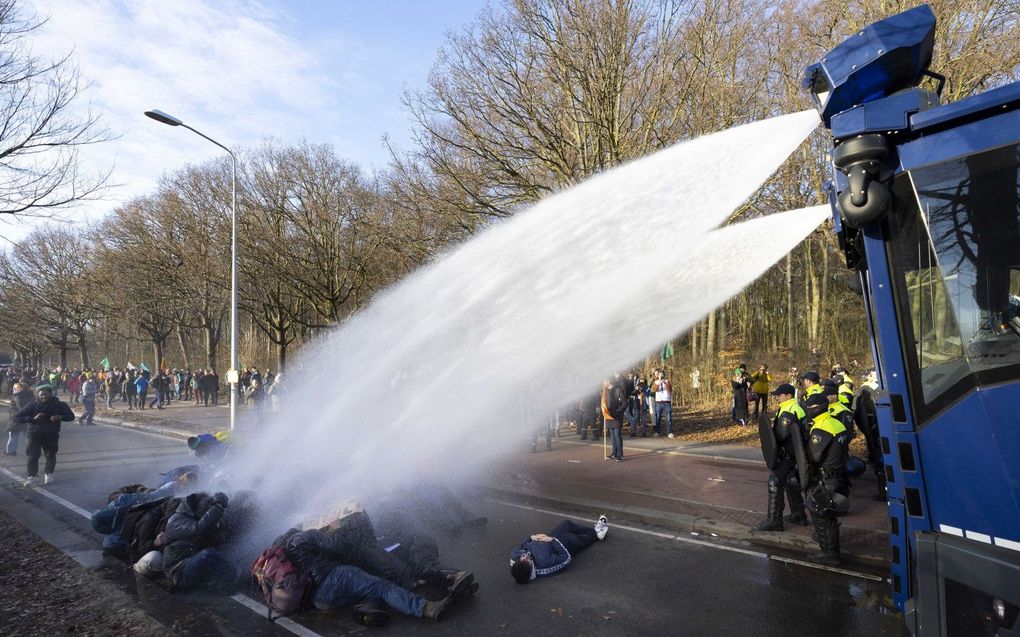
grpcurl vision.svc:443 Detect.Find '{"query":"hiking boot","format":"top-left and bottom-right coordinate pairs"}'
top-left (353, 601), bottom-right (391, 627)
top-left (595, 515), bottom-right (609, 540)
top-left (43, 474), bottom-right (54, 485)
top-left (753, 518), bottom-right (783, 532)
top-left (446, 571), bottom-right (475, 602)
top-left (783, 512), bottom-right (809, 526)
top-left (422, 596), bottom-right (453, 621)
top-left (23, 476), bottom-right (38, 487)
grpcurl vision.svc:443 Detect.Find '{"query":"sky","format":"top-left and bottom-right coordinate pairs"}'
top-left (1, 0), bottom-right (488, 243)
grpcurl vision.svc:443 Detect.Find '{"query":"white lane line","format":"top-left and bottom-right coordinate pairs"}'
top-left (0, 467), bottom-right (92, 519)
top-left (769, 555), bottom-right (883, 580)
top-left (2, 463), bottom-right (325, 637)
top-left (230, 593), bottom-right (324, 637)
top-left (487, 497), bottom-right (883, 581)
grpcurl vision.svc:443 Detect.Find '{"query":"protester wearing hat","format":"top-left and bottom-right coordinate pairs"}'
top-left (13, 384), bottom-right (76, 487)
top-left (753, 383), bottom-right (808, 532)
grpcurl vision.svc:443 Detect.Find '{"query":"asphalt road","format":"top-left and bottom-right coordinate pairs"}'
top-left (0, 422), bottom-right (909, 636)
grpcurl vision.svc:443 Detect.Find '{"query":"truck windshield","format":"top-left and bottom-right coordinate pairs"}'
top-left (887, 144), bottom-right (1020, 420)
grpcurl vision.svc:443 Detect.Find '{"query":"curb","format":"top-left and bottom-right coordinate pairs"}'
top-left (484, 484), bottom-right (889, 569)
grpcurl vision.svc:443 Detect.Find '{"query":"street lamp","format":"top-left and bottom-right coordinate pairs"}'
top-left (145, 109), bottom-right (239, 431)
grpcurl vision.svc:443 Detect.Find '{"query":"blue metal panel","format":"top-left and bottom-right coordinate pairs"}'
top-left (899, 108), bottom-right (1020, 170)
top-left (887, 499), bottom-right (911, 609)
top-left (860, 223), bottom-right (915, 426)
top-left (914, 386), bottom-right (1020, 544)
top-left (830, 88), bottom-right (937, 140)
top-left (809, 5), bottom-right (935, 126)
top-left (910, 79), bottom-right (1020, 132)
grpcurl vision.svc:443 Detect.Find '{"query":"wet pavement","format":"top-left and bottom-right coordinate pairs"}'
top-left (0, 420), bottom-right (908, 635)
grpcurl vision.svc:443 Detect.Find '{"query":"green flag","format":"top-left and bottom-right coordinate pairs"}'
top-left (660, 341), bottom-right (674, 364)
top-left (100, 357), bottom-right (110, 371)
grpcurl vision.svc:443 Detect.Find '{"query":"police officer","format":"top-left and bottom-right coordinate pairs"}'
top-left (799, 371), bottom-right (823, 404)
top-left (802, 393), bottom-right (849, 566)
top-left (821, 379), bottom-right (855, 448)
top-left (754, 383), bottom-right (808, 532)
top-left (832, 372), bottom-right (854, 408)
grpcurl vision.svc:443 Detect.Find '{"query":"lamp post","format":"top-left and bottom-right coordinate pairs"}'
top-left (145, 109), bottom-right (238, 431)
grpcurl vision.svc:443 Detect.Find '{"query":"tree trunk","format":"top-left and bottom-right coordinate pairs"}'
top-left (176, 326), bottom-right (191, 370)
top-left (59, 332), bottom-right (69, 370)
top-left (205, 326), bottom-right (219, 372)
top-left (152, 340), bottom-right (164, 372)
top-left (78, 334), bottom-right (90, 369)
top-left (277, 340), bottom-right (287, 374)
top-left (786, 252), bottom-right (793, 349)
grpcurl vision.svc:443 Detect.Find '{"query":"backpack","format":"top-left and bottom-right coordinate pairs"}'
top-left (251, 546), bottom-right (311, 620)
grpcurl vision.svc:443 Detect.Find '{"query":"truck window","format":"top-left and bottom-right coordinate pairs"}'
top-left (887, 144), bottom-right (1020, 422)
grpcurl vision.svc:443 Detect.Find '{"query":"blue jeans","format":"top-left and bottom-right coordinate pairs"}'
top-left (176, 548), bottom-right (236, 590)
top-left (6, 430), bottom-right (19, 454)
top-left (627, 397), bottom-right (646, 435)
top-left (81, 396), bottom-right (96, 424)
top-left (607, 428), bottom-right (624, 456)
top-left (653, 402), bottom-right (672, 435)
top-left (314, 564), bottom-right (425, 617)
top-left (549, 519), bottom-right (598, 556)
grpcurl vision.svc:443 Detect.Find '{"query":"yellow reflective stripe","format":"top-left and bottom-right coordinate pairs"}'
top-left (779, 398), bottom-right (805, 419)
top-left (810, 413), bottom-right (846, 436)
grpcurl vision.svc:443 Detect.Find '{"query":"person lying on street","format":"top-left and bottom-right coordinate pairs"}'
top-left (510, 516), bottom-right (608, 584)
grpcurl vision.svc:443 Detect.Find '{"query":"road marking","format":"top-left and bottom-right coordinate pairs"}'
top-left (229, 593), bottom-right (324, 637)
top-left (0, 467), bottom-right (93, 519)
top-left (1, 464), bottom-right (325, 637)
top-left (487, 497), bottom-right (883, 581)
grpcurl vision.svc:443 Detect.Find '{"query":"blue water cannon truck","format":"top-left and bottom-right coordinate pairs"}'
top-left (806, 4), bottom-right (1020, 635)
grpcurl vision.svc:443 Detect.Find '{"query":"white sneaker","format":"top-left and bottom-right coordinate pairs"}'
top-left (23, 476), bottom-right (38, 487)
top-left (44, 474), bottom-right (54, 485)
top-left (668, 433), bottom-right (675, 439)
top-left (595, 515), bottom-right (609, 540)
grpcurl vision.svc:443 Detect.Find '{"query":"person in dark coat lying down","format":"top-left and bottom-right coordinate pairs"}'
top-left (510, 516), bottom-right (609, 584)
top-left (160, 492), bottom-right (236, 590)
top-left (281, 527), bottom-right (475, 624)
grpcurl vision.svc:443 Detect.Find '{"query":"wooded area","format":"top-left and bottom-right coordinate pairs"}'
top-left (2, 0), bottom-right (1019, 398)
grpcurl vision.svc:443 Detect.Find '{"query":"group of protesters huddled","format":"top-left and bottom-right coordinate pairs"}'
top-left (86, 431), bottom-right (498, 627)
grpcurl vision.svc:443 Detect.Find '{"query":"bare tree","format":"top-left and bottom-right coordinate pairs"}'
top-left (0, 0), bottom-right (109, 216)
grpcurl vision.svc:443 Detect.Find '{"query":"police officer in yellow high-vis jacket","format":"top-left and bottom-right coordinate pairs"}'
top-left (753, 384), bottom-right (808, 532)
top-left (803, 393), bottom-right (849, 567)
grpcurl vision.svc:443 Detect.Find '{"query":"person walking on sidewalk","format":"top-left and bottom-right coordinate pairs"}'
top-left (135, 373), bottom-right (150, 410)
top-left (6, 382), bottom-right (33, 455)
top-left (510, 516), bottom-right (609, 584)
top-left (122, 372), bottom-right (137, 410)
top-left (14, 384), bottom-right (75, 486)
top-left (753, 384), bottom-right (808, 532)
top-left (80, 375), bottom-right (98, 426)
top-left (602, 377), bottom-right (627, 461)
top-left (651, 369), bottom-right (673, 439)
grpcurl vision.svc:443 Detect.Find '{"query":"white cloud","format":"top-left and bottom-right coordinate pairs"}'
top-left (2, 0), bottom-right (392, 242)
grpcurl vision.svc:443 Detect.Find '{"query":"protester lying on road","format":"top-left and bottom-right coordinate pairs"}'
top-left (263, 526), bottom-right (474, 625)
top-left (510, 516), bottom-right (608, 584)
top-left (91, 473), bottom-right (195, 557)
top-left (159, 492), bottom-right (237, 591)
